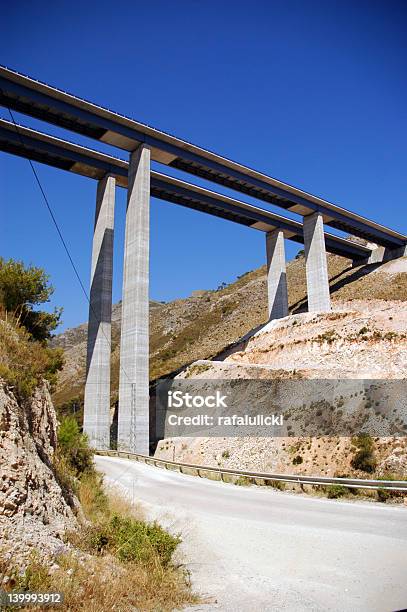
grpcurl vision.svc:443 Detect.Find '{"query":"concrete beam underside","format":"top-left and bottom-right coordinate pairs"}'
top-left (83, 174), bottom-right (115, 449)
top-left (266, 229), bottom-right (289, 320)
top-left (118, 144), bottom-right (150, 454)
top-left (303, 212), bottom-right (331, 313)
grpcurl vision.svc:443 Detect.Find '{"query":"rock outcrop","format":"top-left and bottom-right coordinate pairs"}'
top-left (0, 380), bottom-right (77, 564)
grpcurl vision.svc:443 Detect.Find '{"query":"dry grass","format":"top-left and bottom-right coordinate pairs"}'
top-left (0, 551), bottom-right (197, 612)
top-left (0, 476), bottom-right (199, 611)
top-left (106, 489), bottom-right (146, 522)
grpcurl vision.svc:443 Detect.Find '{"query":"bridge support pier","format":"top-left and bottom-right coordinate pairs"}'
top-left (303, 212), bottom-right (331, 312)
top-left (118, 144), bottom-right (150, 454)
top-left (83, 174), bottom-right (115, 449)
top-left (266, 229), bottom-right (289, 319)
top-left (358, 243), bottom-right (407, 266)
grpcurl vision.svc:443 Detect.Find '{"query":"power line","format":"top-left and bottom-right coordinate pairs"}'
top-left (7, 111), bottom-right (91, 304)
top-left (5, 106), bottom-right (133, 386)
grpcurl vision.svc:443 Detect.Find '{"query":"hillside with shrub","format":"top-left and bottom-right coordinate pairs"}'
top-left (52, 252), bottom-right (407, 410)
top-left (49, 249), bottom-right (407, 489)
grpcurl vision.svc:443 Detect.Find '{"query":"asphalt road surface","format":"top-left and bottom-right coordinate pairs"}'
top-left (95, 455), bottom-right (407, 612)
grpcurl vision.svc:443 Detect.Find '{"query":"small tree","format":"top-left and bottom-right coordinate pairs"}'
top-left (0, 258), bottom-right (62, 341)
top-left (57, 416), bottom-right (94, 477)
top-left (350, 433), bottom-right (377, 473)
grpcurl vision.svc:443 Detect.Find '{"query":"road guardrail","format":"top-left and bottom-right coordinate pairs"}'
top-left (95, 449), bottom-right (407, 492)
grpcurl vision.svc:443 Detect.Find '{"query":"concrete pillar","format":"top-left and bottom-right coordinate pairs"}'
top-left (266, 229), bottom-right (288, 320)
top-left (83, 174), bottom-right (115, 449)
top-left (363, 243), bottom-right (407, 265)
top-left (303, 212), bottom-right (331, 312)
top-left (118, 144), bottom-right (150, 454)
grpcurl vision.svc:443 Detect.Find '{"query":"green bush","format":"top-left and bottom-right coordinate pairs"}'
top-left (326, 484), bottom-right (347, 499)
top-left (235, 476), bottom-right (252, 486)
top-left (83, 514), bottom-right (180, 567)
top-left (264, 479), bottom-right (286, 491)
top-left (358, 326), bottom-right (369, 336)
top-left (52, 417), bottom-right (96, 506)
top-left (350, 434), bottom-right (377, 473)
top-left (53, 453), bottom-right (77, 497)
top-left (58, 396), bottom-right (84, 426)
top-left (377, 487), bottom-right (390, 503)
top-left (351, 432), bottom-right (374, 451)
top-left (292, 455), bottom-right (303, 465)
top-left (375, 473), bottom-right (407, 503)
top-left (57, 416), bottom-right (94, 477)
top-left (0, 313), bottom-right (64, 399)
top-left (351, 448), bottom-right (377, 473)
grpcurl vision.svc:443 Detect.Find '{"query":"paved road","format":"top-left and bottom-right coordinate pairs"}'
top-left (95, 455), bottom-right (407, 612)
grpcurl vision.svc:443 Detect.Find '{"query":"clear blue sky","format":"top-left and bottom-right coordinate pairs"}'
top-left (1, 0), bottom-right (406, 331)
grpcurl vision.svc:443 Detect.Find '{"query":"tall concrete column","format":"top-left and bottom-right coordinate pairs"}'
top-left (303, 212), bottom-right (331, 312)
top-left (266, 229), bottom-right (288, 320)
top-left (118, 144), bottom-right (150, 454)
top-left (83, 174), bottom-right (115, 449)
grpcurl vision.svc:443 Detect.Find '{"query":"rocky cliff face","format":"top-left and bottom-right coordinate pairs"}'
top-left (0, 381), bottom-right (77, 564)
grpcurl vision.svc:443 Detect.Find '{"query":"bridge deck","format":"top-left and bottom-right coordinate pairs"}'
top-left (0, 119), bottom-right (371, 261)
top-left (0, 66), bottom-right (405, 249)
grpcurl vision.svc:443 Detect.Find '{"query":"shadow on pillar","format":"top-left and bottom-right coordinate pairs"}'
top-left (290, 260), bottom-right (383, 315)
top-left (268, 273), bottom-right (288, 321)
top-left (110, 400), bottom-right (118, 449)
top-left (110, 391), bottom-right (157, 453)
top-left (149, 387), bottom-right (158, 454)
top-left (85, 229), bottom-right (114, 378)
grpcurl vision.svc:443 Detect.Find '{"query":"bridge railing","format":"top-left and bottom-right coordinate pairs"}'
top-left (95, 449), bottom-right (407, 492)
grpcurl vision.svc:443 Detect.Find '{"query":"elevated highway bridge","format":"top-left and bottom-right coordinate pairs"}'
top-left (0, 118), bottom-right (371, 261)
top-left (0, 65), bottom-right (405, 249)
top-left (1, 66), bottom-right (405, 454)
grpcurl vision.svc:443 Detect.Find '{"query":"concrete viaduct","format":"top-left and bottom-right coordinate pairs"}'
top-left (1, 66), bottom-right (406, 453)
